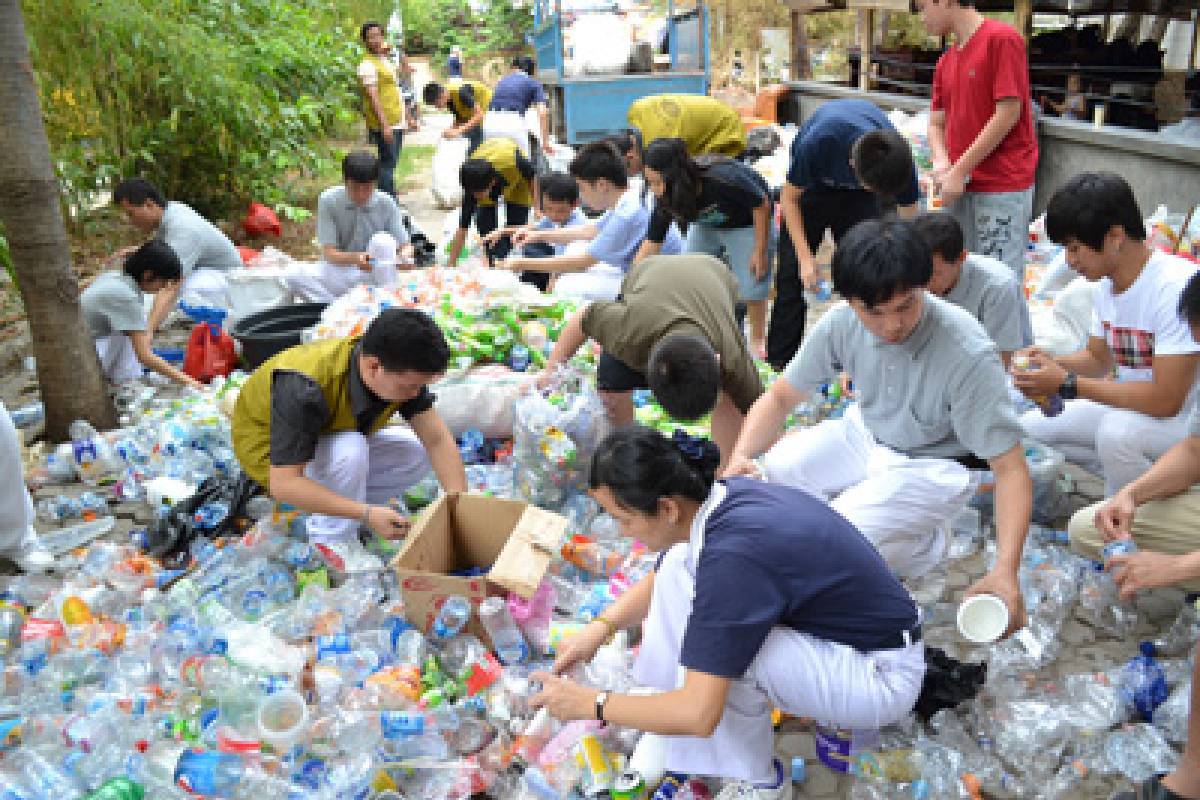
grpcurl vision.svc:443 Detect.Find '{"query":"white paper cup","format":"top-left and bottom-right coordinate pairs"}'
top-left (957, 594), bottom-right (1009, 644)
top-left (257, 688), bottom-right (309, 753)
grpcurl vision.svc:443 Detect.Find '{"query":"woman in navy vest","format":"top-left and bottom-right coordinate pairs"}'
top-left (532, 426), bottom-right (925, 800)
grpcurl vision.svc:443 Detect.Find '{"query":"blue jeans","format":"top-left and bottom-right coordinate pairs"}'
top-left (686, 225), bottom-right (770, 302)
top-left (369, 127), bottom-right (404, 198)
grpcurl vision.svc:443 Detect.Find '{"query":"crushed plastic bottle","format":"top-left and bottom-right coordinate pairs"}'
top-left (1119, 642), bottom-right (1169, 722)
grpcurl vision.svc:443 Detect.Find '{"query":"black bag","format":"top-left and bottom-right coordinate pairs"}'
top-left (914, 647), bottom-right (988, 722)
top-left (141, 474), bottom-right (261, 566)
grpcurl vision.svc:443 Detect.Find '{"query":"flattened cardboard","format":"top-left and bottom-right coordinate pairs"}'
top-left (389, 493), bottom-right (566, 647)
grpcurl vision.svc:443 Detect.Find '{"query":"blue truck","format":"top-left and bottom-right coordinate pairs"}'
top-left (531, 0), bottom-right (710, 145)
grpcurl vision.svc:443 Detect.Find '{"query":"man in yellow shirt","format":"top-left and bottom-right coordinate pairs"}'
top-left (423, 79), bottom-right (492, 153)
top-left (623, 94), bottom-right (747, 172)
top-left (358, 21), bottom-right (406, 197)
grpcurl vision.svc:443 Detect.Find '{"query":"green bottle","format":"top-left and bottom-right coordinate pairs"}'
top-left (80, 778), bottom-right (146, 800)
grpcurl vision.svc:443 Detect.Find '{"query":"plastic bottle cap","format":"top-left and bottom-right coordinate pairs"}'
top-left (790, 756), bottom-right (806, 783)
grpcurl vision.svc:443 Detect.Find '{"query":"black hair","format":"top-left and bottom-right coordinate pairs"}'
top-left (1179, 271), bottom-right (1200, 324)
top-left (460, 159), bottom-right (499, 194)
top-left (422, 82), bottom-right (445, 106)
top-left (360, 21), bottom-right (383, 44)
top-left (589, 425), bottom-right (719, 515)
top-left (113, 178), bottom-right (165, 208)
top-left (1045, 172), bottom-right (1146, 250)
top-left (913, 211), bottom-right (965, 262)
top-left (850, 129), bottom-right (915, 201)
top-left (123, 239), bottom-right (181, 284)
top-left (511, 55), bottom-right (536, 75)
top-left (568, 141), bottom-right (628, 189)
top-left (646, 332), bottom-right (720, 421)
top-left (643, 137), bottom-right (704, 222)
top-left (606, 129), bottom-right (643, 159)
top-left (831, 217), bottom-right (933, 308)
top-left (539, 172), bottom-right (580, 205)
top-left (361, 308), bottom-right (451, 374)
top-left (342, 150), bottom-right (380, 183)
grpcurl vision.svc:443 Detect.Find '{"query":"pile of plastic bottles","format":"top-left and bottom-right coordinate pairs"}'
top-left (512, 372), bottom-right (604, 513)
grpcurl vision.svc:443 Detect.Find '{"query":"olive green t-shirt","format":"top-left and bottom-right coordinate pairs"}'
top-left (581, 254), bottom-right (763, 412)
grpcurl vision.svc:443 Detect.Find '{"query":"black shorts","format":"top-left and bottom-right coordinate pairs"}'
top-left (596, 352), bottom-right (648, 393)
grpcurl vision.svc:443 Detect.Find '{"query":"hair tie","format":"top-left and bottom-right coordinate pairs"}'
top-left (672, 428), bottom-right (706, 461)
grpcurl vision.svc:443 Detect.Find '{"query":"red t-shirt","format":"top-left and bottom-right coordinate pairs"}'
top-left (931, 18), bottom-right (1038, 193)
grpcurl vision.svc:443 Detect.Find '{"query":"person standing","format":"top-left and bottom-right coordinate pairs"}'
top-left (635, 138), bottom-right (773, 357)
top-left (447, 45), bottom-right (464, 79)
top-left (112, 178), bottom-right (241, 330)
top-left (767, 98), bottom-right (919, 371)
top-left (358, 21), bottom-right (406, 198)
top-left (487, 56), bottom-right (554, 157)
top-left (920, 0), bottom-right (1038, 281)
top-left (0, 404), bottom-right (55, 573)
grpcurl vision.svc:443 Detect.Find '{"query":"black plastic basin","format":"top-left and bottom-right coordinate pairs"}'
top-left (230, 303), bottom-right (327, 370)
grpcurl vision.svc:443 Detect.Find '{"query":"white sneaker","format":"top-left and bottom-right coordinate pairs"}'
top-left (715, 760), bottom-right (793, 800)
top-left (314, 538), bottom-right (383, 573)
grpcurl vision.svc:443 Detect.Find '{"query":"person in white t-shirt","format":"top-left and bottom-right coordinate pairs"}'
top-left (1013, 172), bottom-right (1200, 496)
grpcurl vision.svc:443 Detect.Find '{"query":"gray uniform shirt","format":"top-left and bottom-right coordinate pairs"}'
top-left (316, 186), bottom-right (410, 255)
top-left (944, 253), bottom-right (1033, 353)
top-left (154, 201), bottom-right (242, 277)
top-left (81, 272), bottom-right (147, 339)
top-left (783, 293), bottom-right (1023, 460)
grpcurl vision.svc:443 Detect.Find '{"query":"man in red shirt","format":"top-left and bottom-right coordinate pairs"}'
top-left (920, 0), bottom-right (1038, 283)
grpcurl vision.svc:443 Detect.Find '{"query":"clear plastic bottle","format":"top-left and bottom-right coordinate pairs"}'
top-left (1043, 759), bottom-right (1087, 799)
top-left (1152, 598), bottom-right (1200, 657)
top-left (804, 278), bottom-right (833, 306)
top-left (431, 595), bottom-right (472, 641)
top-left (173, 748), bottom-right (245, 797)
top-left (478, 596), bottom-right (529, 665)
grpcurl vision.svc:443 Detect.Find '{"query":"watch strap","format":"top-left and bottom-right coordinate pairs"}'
top-left (594, 690), bottom-right (610, 722)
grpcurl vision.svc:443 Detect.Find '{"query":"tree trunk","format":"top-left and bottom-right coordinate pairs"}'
top-left (0, 0), bottom-right (116, 440)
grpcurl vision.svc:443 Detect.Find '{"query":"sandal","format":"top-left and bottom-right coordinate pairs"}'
top-left (1111, 775), bottom-right (1199, 800)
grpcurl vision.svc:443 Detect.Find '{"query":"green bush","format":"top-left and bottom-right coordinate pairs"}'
top-left (23, 0), bottom-right (371, 219)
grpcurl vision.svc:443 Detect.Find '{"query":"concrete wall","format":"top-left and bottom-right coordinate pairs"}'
top-left (780, 81), bottom-right (1200, 217)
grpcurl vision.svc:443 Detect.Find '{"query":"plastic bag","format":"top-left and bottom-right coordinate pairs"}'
top-left (242, 202), bottom-right (282, 237)
top-left (431, 137), bottom-right (471, 209)
top-left (914, 647), bottom-right (987, 722)
top-left (433, 366), bottom-right (529, 438)
top-left (237, 245), bottom-right (261, 265)
top-left (183, 320), bottom-right (238, 383)
top-left (512, 370), bottom-right (604, 511)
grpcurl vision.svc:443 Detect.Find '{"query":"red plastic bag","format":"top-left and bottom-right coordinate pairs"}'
top-left (183, 323), bottom-right (238, 383)
top-left (242, 202), bottom-right (281, 238)
top-left (237, 246), bottom-right (261, 265)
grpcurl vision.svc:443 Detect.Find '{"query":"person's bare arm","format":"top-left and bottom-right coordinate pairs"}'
top-left (545, 308), bottom-right (589, 370)
top-left (928, 108), bottom-right (950, 172)
top-left (633, 239), bottom-right (663, 264)
top-left (520, 223), bottom-right (599, 246)
top-left (963, 443), bottom-right (1031, 637)
top-left (446, 228), bottom-right (469, 266)
top-left (780, 183), bottom-right (817, 290)
top-left (503, 252), bottom-right (597, 275)
top-left (938, 98), bottom-right (1022, 204)
top-left (897, 202), bottom-right (918, 220)
top-left (748, 198), bottom-right (771, 280)
top-left (321, 244), bottom-right (372, 269)
top-left (147, 281), bottom-right (182, 333)
top-left (408, 409), bottom-right (468, 494)
top-left (724, 377), bottom-right (809, 477)
top-left (538, 104), bottom-right (552, 152)
top-left (1079, 353), bottom-right (1200, 418)
top-left (128, 331), bottom-right (203, 390)
top-left (269, 463), bottom-right (409, 537)
top-left (361, 80), bottom-right (394, 142)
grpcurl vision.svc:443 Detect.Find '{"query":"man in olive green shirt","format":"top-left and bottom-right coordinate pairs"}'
top-left (541, 253), bottom-right (762, 464)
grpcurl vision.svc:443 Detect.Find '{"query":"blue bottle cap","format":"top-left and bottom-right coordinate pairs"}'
top-left (790, 756), bottom-right (806, 783)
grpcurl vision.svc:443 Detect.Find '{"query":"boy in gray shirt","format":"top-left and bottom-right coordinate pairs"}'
top-left (916, 211), bottom-right (1033, 366)
top-left (727, 218), bottom-right (1031, 637)
top-left (113, 178), bottom-right (241, 330)
top-left (81, 241), bottom-right (203, 390)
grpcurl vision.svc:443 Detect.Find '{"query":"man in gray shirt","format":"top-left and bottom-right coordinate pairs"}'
top-left (286, 151), bottom-right (413, 302)
top-left (727, 218), bottom-right (1032, 636)
top-left (113, 178), bottom-right (241, 330)
top-left (916, 211), bottom-right (1032, 366)
top-left (80, 241), bottom-right (203, 390)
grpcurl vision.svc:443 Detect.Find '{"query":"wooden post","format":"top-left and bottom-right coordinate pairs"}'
top-left (1191, 9), bottom-right (1199, 70)
top-left (858, 8), bottom-right (875, 90)
top-left (1013, 0), bottom-right (1033, 42)
top-left (790, 9), bottom-right (812, 80)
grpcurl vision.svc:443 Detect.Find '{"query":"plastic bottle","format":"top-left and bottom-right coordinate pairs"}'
top-left (9, 401), bottom-right (45, 428)
top-left (174, 748), bottom-right (245, 797)
top-left (1043, 759), bottom-right (1087, 800)
top-left (431, 596), bottom-right (472, 641)
top-left (39, 517), bottom-right (116, 556)
top-left (1102, 538), bottom-right (1139, 561)
top-left (1153, 597), bottom-right (1200, 657)
top-left (508, 580), bottom-right (555, 655)
top-left (804, 278), bottom-right (833, 306)
top-left (459, 429), bottom-right (486, 466)
top-left (478, 596), bottom-right (529, 665)
top-left (1120, 641), bottom-right (1169, 721)
top-left (1011, 355), bottom-right (1063, 417)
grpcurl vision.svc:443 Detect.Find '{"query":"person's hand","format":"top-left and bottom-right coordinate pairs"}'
top-left (184, 376), bottom-right (205, 392)
top-left (481, 228), bottom-right (509, 247)
top-left (382, 126), bottom-right (394, 145)
top-left (364, 505), bottom-right (411, 540)
top-left (929, 158), bottom-right (951, 184)
top-left (1009, 351), bottom-right (1067, 397)
top-left (1095, 489), bottom-right (1137, 541)
top-left (1108, 550), bottom-right (1190, 600)
top-left (963, 569), bottom-right (1026, 639)
top-left (551, 619), bottom-right (611, 675)
top-left (398, 243), bottom-right (415, 266)
top-left (798, 254), bottom-right (819, 292)
top-left (529, 671), bottom-right (598, 722)
top-left (355, 253), bottom-right (373, 272)
top-left (721, 454), bottom-right (763, 480)
top-left (935, 165), bottom-right (967, 207)
top-left (749, 249), bottom-right (769, 281)
top-left (511, 228), bottom-right (540, 248)
top-left (542, 141), bottom-right (555, 155)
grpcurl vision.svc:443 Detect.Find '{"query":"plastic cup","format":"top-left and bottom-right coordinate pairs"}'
top-left (256, 688), bottom-right (309, 753)
top-left (956, 594), bottom-right (1009, 644)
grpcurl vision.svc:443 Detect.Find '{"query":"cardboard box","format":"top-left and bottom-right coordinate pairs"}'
top-left (389, 493), bottom-right (567, 647)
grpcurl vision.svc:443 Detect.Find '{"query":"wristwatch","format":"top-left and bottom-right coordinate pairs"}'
top-left (1059, 371), bottom-right (1078, 400)
top-left (594, 691), bottom-right (610, 722)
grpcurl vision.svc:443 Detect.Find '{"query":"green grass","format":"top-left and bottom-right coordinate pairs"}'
top-left (397, 145), bottom-right (436, 190)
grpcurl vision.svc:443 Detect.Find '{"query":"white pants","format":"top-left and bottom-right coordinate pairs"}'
top-left (0, 403), bottom-right (39, 559)
top-left (285, 261), bottom-right (371, 304)
top-left (482, 110), bottom-right (533, 157)
top-left (633, 545), bottom-right (925, 782)
top-left (181, 268), bottom-right (232, 308)
top-left (552, 264), bottom-right (623, 301)
top-left (1021, 398), bottom-right (1191, 496)
top-left (303, 428), bottom-right (432, 544)
top-left (94, 334), bottom-right (143, 384)
top-left (762, 405), bottom-right (973, 578)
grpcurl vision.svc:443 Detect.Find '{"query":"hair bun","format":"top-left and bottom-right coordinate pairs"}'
top-left (671, 428), bottom-right (721, 481)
